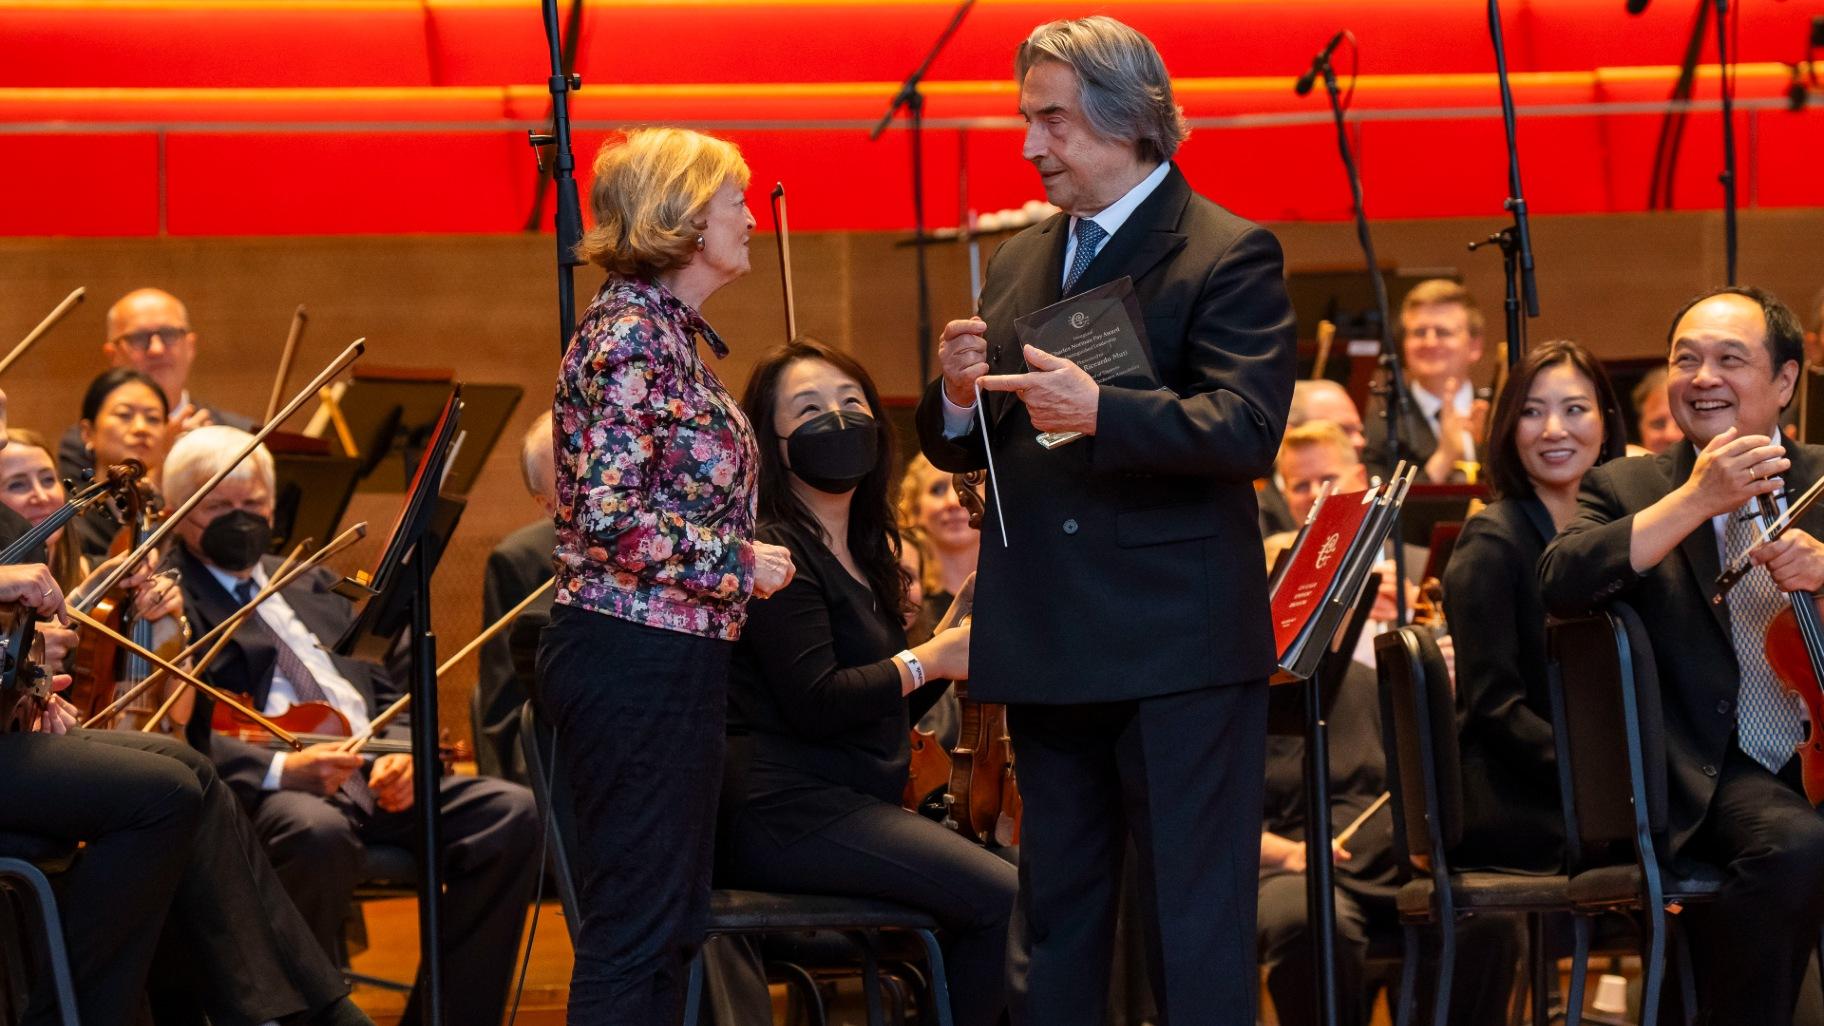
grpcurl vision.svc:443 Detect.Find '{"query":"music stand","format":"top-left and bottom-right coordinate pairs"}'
top-left (267, 432), bottom-right (361, 554)
top-left (302, 367), bottom-right (520, 496)
top-left (333, 385), bottom-right (463, 1026)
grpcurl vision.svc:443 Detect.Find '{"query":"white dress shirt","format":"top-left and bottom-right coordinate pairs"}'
top-left (205, 563), bottom-right (374, 790)
top-left (940, 161), bottom-right (1174, 438)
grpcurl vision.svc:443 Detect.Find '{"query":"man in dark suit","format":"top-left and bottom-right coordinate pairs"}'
top-left (161, 425), bottom-right (541, 1026)
top-left (475, 411), bottom-right (556, 784)
top-left (915, 17), bottom-right (1295, 1023)
top-left (57, 288), bottom-right (255, 481)
top-left (1362, 279), bottom-right (1490, 484)
top-left (1540, 286), bottom-right (1824, 1026)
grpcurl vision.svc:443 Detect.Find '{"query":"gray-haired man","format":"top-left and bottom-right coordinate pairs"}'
top-left (916, 16), bottom-right (1297, 1024)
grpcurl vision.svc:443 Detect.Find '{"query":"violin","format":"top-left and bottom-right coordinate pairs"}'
top-left (0, 603), bottom-right (51, 733)
top-left (903, 726), bottom-right (952, 815)
top-left (211, 695), bottom-right (472, 766)
top-left (1748, 491), bottom-right (1824, 805)
top-left (938, 470), bottom-right (1022, 847)
top-left (66, 480), bottom-right (191, 731)
top-left (0, 461), bottom-right (142, 567)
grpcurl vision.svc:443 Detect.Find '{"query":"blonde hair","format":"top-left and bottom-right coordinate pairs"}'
top-left (895, 454), bottom-right (946, 598)
top-left (1276, 421), bottom-right (1357, 478)
top-left (3, 429), bottom-right (85, 590)
top-left (163, 425), bottom-right (273, 509)
top-left (1400, 278), bottom-right (1485, 339)
top-left (575, 127), bottom-right (751, 277)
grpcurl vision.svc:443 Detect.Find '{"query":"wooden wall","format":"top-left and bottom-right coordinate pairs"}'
top-left (3, 205), bottom-right (1820, 744)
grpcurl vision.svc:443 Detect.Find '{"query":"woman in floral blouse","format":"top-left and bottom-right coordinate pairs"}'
top-left (536, 126), bottom-right (795, 1026)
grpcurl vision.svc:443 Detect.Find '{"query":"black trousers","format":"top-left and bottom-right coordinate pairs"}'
top-left (537, 604), bottom-right (731, 1026)
top-left (244, 770), bottom-right (539, 1026)
top-left (0, 729), bottom-right (351, 1026)
top-left (1256, 873), bottom-right (1518, 1026)
top-left (1677, 744), bottom-right (1824, 1026)
top-left (1006, 681), bottom-right (1268, 1026)
top-left (721, 799), bottom-right (1020, 1026)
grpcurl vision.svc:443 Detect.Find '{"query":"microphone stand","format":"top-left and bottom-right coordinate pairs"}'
top-left (871, 0), bottom-right (974, 386)
top-left (528, 0), bottom-right (586, 354)
top-left (1715, 0), bottom-right (1739, 283)
top-left (1303, 46), bottom-right (1403, 1026)
top-left (1475, 0), bottom-right (1539, 367)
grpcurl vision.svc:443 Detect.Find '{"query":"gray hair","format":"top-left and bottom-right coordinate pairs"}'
top-left (163, 425), bottom-right (274, 509)
top-left (520, 410), bottom-right (555, 500)
top-left (1015, 16), bottom-right (1188, 163)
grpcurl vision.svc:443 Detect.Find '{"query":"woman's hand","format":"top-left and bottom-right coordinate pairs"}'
top-left (36, 692), bottom-right (78, 735)
top-left (751, 542), bottom-right (796, 598)
top-left (0, 565), bottom-right (64, 619)
top-left (909, 623), bottom-right (970, 688)
top-left (130, 572), bottom-right (184, 623)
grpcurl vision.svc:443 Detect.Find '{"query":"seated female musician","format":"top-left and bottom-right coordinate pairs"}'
top-left (67, 368), bottom-right (169, 562)
top-left (2, 427), bottom-right (188, 723)
top-left (1444, 339), bottom-right (1628, 872)
top-left (721, 339), bottom-right (1019, 1026)
top-left (896, 454), bottom-right (980, 624)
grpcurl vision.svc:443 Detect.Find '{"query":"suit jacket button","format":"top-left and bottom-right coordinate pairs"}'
top-left (1716, 699), bottom-right (1731, 715)
top-left (1062, 518), bottom-right (1079, 535)
top-left (1702, 764), bottom-right (1719, 778)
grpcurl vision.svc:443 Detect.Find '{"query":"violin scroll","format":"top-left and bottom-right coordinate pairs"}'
top-left (953, 471), bottom-right (987, 531)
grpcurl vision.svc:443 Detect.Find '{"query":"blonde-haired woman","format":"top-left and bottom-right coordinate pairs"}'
top-left (537, 126), bottom-right (794, 1025)
top-left (896, 453), bottom-right (980, 623)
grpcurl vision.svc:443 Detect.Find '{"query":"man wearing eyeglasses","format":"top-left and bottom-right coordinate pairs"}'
top-left (57, 288), bottom-right (255, 481)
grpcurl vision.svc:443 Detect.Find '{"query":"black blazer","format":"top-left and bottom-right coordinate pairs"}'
top-left (1445, 496), bottom-right (1564, 873)
top-left (1539, 442), bottom-right (1824, 853)
top-left (915, 164), bottom-right (1297, 704)
top-left (174, 543), bottom-right (407, 805)
top-left (476, 517), bottom-right (556, 783)
top-left (1361, 392), bottom-right (1442, 484)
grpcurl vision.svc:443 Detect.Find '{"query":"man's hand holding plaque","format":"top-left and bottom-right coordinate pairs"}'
top-left (979, 345), bottom-right (1100, 437)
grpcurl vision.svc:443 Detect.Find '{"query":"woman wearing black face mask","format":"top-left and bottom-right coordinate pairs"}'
top-left (723, 339), bottom-right (1019, 1026)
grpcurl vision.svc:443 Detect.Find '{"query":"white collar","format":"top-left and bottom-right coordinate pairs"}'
top-left (204, 560), bottom-right (264, 599)
top-left (1069, 161), bottom-right (1171, 243)
top-left (1411, 380), bottom-right (1474, 421)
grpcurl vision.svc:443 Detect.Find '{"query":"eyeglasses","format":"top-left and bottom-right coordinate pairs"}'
top-left (111, 326), bottom-right (189, 352)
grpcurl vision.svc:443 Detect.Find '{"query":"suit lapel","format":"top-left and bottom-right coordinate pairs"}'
top-left (1067, 165), bottom-right (1191, 300)
top-left (988, 214), bottom-right (1069, 431)
top-left (177, 545), bottom-right (283, 711)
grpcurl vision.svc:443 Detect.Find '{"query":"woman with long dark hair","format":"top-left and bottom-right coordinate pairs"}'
top-left (1445, 339), bottom-right (1629, 871)
top-left (722, 338), bottom-right (1018, 1026)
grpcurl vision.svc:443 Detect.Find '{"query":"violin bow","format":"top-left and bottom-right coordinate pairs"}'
top-left (337, 577), bottom-right (555, 755)
top-left (770, 182), bottom-right (797, 341)
top-left (79, 338), bottom-right (365, 606)
top-left (261, 305), bottom-right (308, 427)
top-left (64, 606), bottom-right (302, 749)
top-left (84, 523), bottom-right (367, 728)
top-left (134, 543), bottom-right (310, 732)
top-left (1714, 474), bottom-right (1824, 602)
top-left (0, 287), bottom-right (84, 378)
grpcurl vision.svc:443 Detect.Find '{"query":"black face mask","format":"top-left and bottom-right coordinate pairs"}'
top-left (199, 509), bottom-right (272, 572)
top-left (786, 409), bottom-right (879, 494)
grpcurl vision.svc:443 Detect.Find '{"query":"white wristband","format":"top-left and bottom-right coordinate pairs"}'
top-left (895, 649), bottom-right (926, 690)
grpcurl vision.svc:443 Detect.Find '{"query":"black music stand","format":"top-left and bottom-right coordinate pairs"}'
top-left (303, 368), bottom-right (520, 496)
top-left (268, 443), bottom-right (361, 554)
top-left (333, 386), bottom-right (464, 1026)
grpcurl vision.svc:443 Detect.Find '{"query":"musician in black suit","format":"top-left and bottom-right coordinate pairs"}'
top-left (57, 288), bottom-right (254, 483)
top-left (1540, 287), bottom-right (1824, 1025)
top-left (1362, 279), bottom-right (1490, 484)
top-left (1446, 340), bottom-right (1629, 874)
top-left (915, 17), bottom-right (1295, 1022)
top-left (162, 425), bottom-right (541, 1026)
top-left (476, 411), bottom-right (556, 784)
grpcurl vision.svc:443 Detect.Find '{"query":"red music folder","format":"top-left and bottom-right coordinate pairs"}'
top-left (1270, 489), bottom-right (1377, 663)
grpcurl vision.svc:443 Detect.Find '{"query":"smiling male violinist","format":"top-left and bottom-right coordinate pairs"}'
top-left (1541, 286), bottom-right (1824, 1025)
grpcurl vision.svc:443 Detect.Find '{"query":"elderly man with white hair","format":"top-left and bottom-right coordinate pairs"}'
top-left (162, 425), bottom-right (540, 1026)
top-left (917, 15), bottom-right (1297, 1024)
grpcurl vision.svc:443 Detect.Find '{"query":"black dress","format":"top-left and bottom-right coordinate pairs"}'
top-left (721, 520), bottom-right (1018, 1026)
top-left (1443, 496), bottom-right (1565, 873)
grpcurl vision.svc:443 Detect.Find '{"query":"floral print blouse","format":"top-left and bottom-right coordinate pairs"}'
top-left (552, 275), bottom-right (759, 640)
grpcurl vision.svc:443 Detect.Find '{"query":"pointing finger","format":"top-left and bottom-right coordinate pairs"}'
top-left (979, 372), bottom-right (1037, 394)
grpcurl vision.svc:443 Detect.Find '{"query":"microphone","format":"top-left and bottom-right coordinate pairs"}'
top-left (1626, 0), bottom-right (1650, 14)
top-left (1295, 30), bottom-right (1346, 97)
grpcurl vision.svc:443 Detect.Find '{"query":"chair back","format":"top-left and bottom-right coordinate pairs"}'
top-left (518, 700), bottom-right (583, 944)
top-left (1547, 602), bottom-right (1670, 871)
top-left (1374, 625), bottom-right (1462, 878)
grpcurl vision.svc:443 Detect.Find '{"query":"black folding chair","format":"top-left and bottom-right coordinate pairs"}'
top-left (1548, 603), bottom-right (1729, 1026)
top-left (0, 834), bottom-right (79, 1025)
top-left (517, 700), bottom-right (956, 1025)
top-left (1375, 626), bottom-right (1567, 1026)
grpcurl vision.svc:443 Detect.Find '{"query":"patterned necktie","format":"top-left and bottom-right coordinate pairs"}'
top-left (1063, 218), bottom-right (1108, 294)
top-left (235, 579), bottom-right (376, 815)
top-left (1722, 502), bottom-right (1807, 772)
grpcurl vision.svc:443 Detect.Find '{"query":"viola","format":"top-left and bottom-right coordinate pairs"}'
top-left (0, 602), bottom-right (51, 733)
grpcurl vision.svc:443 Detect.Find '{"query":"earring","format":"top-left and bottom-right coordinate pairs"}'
top-left (695, 234), bottom-right (705, 250)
